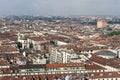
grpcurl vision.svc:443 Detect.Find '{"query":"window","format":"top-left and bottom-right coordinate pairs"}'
top-left (100, 73), bottom-right (103, 76)
top-left (23, 77), bottom-right (26, 80)
top-left (91, 74), bottom-right (94, 77)
top-left (108, 73), bottom-right (112, 76)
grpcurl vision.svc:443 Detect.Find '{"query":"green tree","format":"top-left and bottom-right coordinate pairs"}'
top-left (107, 31), bottom-right (120, 36)
top-left (17, 42), bottom-right (22, 49)
top-left (50, 40), bottom-right (57, 46)
top-left (50, 40), bottom-right (55, 45)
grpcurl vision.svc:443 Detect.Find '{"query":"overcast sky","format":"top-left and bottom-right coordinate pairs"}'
top-left (0, 0), bottom-right (120, 16)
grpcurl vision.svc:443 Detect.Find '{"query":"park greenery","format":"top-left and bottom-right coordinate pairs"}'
top-left (107, 31), bottom-right (120, 36)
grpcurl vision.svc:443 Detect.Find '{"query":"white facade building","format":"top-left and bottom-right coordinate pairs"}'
top-left (50, 47), bottom-right (78, 63)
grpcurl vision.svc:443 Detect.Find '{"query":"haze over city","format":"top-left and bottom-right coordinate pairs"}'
top-left (0, 0), bottom-right (120, 16)
top-left (0, 0), bottom-right (120, 80)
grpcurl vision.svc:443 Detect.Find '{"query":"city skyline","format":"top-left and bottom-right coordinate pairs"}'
top-left (0, 2), bottom-right (120, 79)
top-left (0, 0), bottom-right (120, 16)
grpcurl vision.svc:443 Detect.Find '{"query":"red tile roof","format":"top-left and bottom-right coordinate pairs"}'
top-left (46, 63), bottom-right (84, 68)
top-left (85, 63), bottom-right (105, 70)
top-left (87, 72), bottom-right (120, 79)
top-left (0, 46), bottom-right (18, 52)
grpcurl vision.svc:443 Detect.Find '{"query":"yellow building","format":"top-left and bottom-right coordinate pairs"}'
top-left (97, 21), bottom-right (107, 28)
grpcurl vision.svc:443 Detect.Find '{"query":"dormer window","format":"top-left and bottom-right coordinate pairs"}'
top-left (108, 73), bottom-right (112, 76)
top-left (100, 73), bottom-right (103, 76)
top-left (91, 74), bottom-right (94, 77)
top-left (23, 76), bottom-right (26, 80)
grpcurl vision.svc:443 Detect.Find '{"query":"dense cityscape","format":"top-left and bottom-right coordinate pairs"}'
top-left (0, 15), bottom-right (119, 80)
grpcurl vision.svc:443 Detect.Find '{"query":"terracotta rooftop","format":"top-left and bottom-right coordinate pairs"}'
top-left (28, 36), bottom-right (46, 41)
top-left (0, 46), bottom-right (18, 53)
top-left (0, 60), bottom-right (9, 66)
top-left (89, 54), bottom-right (109, 65)
top-left (89, 54), bottom-right (120, 69)
top-left (87, 72), bottom-right (120, 79)
top-left (0, 73), bottom-right (77, 80)
top-left (85, 63), bottom-right (105, 70)
top-left (46, 63), bottom-right (84, 68)
top-left (0, 46), bottom-right (18, 52)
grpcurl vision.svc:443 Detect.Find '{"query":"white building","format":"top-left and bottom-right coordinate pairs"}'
top-left (117, 48), bottom-right (120, 58)
top-left (27, 36), bottom-right (47, 50)
top-left (50, 47), bottom-right (78, 63)
top-left (18, 31), bottom-right (33, 49)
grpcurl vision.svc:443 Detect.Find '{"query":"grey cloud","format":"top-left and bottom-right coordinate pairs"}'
top-left (0, 0), bottom-right (120, 16)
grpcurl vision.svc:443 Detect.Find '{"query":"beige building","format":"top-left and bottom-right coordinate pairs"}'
top-left (97, 21), bottom-right (107, 28)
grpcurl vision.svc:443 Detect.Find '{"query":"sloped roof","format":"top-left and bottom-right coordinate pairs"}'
top-left (96, 50), bottom-right (116, 57)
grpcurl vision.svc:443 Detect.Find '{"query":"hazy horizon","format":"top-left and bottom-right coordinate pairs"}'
top-left (0, 0), bottom-right (120, 16)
